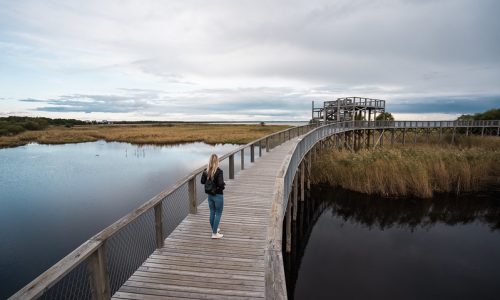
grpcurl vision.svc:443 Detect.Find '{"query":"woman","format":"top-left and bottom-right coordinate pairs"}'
top-left (201, 154), bottom-right (225, 239)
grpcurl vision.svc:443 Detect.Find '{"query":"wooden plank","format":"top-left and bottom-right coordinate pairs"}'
top-left (123, 280), bottom-right (265, 298)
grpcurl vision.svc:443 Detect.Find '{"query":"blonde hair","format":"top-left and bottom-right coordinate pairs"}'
top-left (207, 154), bottom-right (219, 179)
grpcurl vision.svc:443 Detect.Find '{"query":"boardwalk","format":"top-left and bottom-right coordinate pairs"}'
top-left (11, 120), bottom-right (499, 300)
top-left (112, 138), bottom-right (299, 300)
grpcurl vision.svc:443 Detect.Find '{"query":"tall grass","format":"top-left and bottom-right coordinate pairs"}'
top-left (0, 124), bottom-right (290, 148)
top-left (311, 137), bottom-right (500, 198)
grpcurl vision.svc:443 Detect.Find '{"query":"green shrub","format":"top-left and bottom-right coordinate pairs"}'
top-left (6, 125), bottom-right (26, 135)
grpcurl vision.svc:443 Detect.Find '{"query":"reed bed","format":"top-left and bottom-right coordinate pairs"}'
top-left (311, 137), bottom-right (500, 198)
top-left (0, 123), bottom-right (290, 148)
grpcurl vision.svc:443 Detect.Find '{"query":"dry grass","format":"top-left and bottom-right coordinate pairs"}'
top-left (311, 137), bottom-right (500, 198)
top-left (0, 123), bottom-right (291, 148)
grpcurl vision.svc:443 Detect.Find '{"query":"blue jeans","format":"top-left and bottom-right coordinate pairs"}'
top-left (208, 194), bottom-right (224, 234)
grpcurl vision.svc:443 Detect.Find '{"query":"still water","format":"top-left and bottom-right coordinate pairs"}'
top-left (285, 186), bottom-right (500, 300)
top-left (0, 141), bottom-right (238, 299)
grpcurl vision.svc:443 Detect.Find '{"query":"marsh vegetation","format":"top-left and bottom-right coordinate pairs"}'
top-left (0, 123), bottom-right (290, 148)
top-left (311, 136), bottom-right (500, 198)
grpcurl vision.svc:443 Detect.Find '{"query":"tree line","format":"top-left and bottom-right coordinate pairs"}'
top-left (0, 116), bottom-right (86, 136)
top-left (457, 108), bottom-right (500, 121)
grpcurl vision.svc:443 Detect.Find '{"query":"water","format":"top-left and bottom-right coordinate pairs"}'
top-left (285, 186), bottom-right (500, 300)
top-left (0, 141), bottom-right (239, 299)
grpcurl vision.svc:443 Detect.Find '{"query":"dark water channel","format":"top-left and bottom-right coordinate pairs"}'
top-left (285, 185), bottom-right (500, 300)
top-left (0, 141), bottom-right (241, 299)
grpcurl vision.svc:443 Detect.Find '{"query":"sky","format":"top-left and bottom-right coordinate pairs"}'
top-left (1, 0), bottom-right (499, 121)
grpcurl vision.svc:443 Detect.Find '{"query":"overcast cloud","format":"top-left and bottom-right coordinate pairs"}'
top-left (1, 0), bottom-right (499, 121)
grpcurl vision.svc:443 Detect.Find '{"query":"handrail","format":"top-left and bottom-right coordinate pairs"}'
top-left (10, 122), bottom-right (317, 300)
top-left (264, 119), bottom-right (500, 299)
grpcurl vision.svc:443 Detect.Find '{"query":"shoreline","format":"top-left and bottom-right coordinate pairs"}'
top-left (0, 123), bottom-right (291, 149)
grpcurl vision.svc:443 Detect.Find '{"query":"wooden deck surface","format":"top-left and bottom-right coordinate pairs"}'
top-left (112, 138), bottom-right (299, 300)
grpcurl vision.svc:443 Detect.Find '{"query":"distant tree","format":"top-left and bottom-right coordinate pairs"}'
top-left (457, 114), bottom-right (474, 121)
top-left (375, 112), bottom-right (394, 121)
top-left (259, 121), bottom-right (265, 126)
top-left (456, 108), bottom-right (500, 121)
top-left (475, 108), bottom-right (500, 120)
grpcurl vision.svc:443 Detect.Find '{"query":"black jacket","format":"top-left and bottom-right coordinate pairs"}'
top-left (201, 168), bottom-right (225, 195)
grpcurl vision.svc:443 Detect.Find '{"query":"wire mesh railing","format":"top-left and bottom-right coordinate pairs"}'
top-left (10, 123), bottom-right (316, 300)
top-left (265, 119), bottom-right (500, 299)
top-left (326, 120), bottom-right (500, 128)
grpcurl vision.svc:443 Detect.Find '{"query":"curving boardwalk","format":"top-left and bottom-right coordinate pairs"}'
top-left (112, 138), bottom-right (300, 300)
top-left (11, 120), bottom-right (498, 300)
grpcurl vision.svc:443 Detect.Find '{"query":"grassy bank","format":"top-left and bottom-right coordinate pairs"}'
top-left (311, 136), bottom-right (500, 198)
top-left (0, 123), bottom-right (290, 148)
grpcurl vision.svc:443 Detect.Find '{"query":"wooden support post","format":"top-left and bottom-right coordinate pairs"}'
top-left (154, 202), bottom-right (164, 248)
top-left (188, 177), bottom-right (197, 214)
top-left (452, 127), bottom-right (456, 144)
top-left (259, 141), bottom-right (262, 157)
top-left (300, 162), bottom-right (305, 202)
top-left (293, 175), bottom-right (298, 221)
top-left (481, 127), bottom-right (485, 136)
top-left (497, 127), bottom-right (499, 136)
top-left (266, 138), bottom-right (270, 152)
top-left (466, 127), bottom-right (469, 136)
top-left (240, 149), bottom-right (244, 170)
top-left (229, 154), bottom-right (235, 179)
top-left (286, 197), bottom-right (292, 253)
top-left (87, 243), bottom-right (111, 300)
top-left (307, 153), bottom-right (311, 192)
top-left (250, 145), bottom-right (255, 162)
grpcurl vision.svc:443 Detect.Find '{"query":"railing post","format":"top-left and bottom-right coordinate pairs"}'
top-left (259, 140), bottom-right (263, 156)
top-left (240, 149), bottom-right (245, 170)
top-left (87, 242), bottom-right (111, 300)
top-left (286, 196), bottom-right (292, 253)
top-left (229, 154), bottom-right (235, 179)
top-left (300, 162), bottom-right (305, 201)
top-left (250, 144), bottom-right (255, 162)
top-left (188, 177), bottom-right (197, 214)
top-left (293, 175), bottom-right (298, 221)
top-left (154, 202), bottom-right (164, 248)
top-left (266, 137), bottom-right (270, 152)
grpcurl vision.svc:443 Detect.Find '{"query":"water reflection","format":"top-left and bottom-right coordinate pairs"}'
top-left (0, 141), bottom-right (241, 299)
top-left (285, 185), bottom-right (500, 300)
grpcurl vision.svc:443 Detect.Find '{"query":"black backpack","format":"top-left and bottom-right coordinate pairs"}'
top-left (204, 171), bottom-right (218, 195)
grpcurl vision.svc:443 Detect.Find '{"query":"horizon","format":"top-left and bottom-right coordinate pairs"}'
top-left (1, 1), bottom-right (499, 121)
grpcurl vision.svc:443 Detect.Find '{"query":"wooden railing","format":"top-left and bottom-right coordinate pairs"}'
top-left (264, 119), bottom-right (500, 299)
top-left (9, 123), bottom-right (317, 300)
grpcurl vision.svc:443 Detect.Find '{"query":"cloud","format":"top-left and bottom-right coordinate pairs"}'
top-left (1, 0), bottom-right (499, 120)
top-left (387, 95), bottom-right (500, 113)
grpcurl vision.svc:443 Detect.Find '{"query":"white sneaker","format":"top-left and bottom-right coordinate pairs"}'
top-left (211, 233), bottom-right (223, 239)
